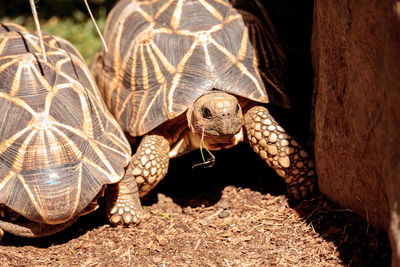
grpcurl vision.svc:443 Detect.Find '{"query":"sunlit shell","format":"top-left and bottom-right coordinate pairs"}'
top-left (92, 0), bottom-right (288, 137)
top-left (0, 24), bottom-right (131, 224)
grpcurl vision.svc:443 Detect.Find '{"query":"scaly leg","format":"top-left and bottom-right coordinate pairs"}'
top-left (130, 135), bottom-right (170, 197)
top-left (106, 135), bottom-right (169, 225)
top-left (244, 106), bottom-right (317, 199)
top-left (106, 165), bottom-right (142, 225)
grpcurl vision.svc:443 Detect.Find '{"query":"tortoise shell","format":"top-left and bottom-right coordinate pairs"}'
top-left (0, 24), bottom-right (131, 224)
top-left (93, 0), bottom-right (289, 137)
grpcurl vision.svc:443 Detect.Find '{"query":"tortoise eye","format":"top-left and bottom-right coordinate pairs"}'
top-left (202, 107), bottom-right (212, 119)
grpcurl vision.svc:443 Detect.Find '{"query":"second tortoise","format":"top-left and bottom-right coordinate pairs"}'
top-left (0, 23), bottom-right (141, 238)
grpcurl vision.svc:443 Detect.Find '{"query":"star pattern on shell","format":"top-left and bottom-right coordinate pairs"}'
top-left (97, 0), bottom-right (287, 136)
top-left (0, 27), bottom-right (131, 223)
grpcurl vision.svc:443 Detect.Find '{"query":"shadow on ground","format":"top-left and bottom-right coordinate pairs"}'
top-left (146, 145), bottom-right (391, 266)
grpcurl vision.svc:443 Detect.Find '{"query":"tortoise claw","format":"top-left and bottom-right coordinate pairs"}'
top-left (108, 196), bottom-right (141, 225)
top-left (105, 174), bottom-right (142, 226)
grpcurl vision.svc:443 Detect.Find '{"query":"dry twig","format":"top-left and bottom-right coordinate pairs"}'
top-left (83, 0), bottom-right (108, 52)
top-left (29, 0), bottom-right (47, 63)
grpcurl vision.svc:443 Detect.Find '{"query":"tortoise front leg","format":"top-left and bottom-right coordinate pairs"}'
top-left (106, 135), bottom-right (169, 225)
top-left (129, 135), bottom-right (170, 197)
top-left (106, 168), bottom-right (142, 225)
top-left (244, 106), bottom-right (317, 199)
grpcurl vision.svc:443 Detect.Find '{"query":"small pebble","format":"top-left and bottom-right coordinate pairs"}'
top-left (156, 236), bottom-right (169, 246)
top-left (218, 210), bottom-right (230, 218)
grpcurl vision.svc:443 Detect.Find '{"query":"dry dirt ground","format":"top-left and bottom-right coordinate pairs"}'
top-left (0, 144), bottom-right (391, 266)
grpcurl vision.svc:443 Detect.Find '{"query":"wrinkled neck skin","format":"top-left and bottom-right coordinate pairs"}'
top-left (186, 91), bottom-right (244, 150)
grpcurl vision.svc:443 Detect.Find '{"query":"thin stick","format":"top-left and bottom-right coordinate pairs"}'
top-left (192, 129), bottom-right (215, 168)
top-left (202, 140), bottom-right (215, 167)
top-left (200, 128), bottom-right (206, 162)
top-left (83, 0), bottom-right (108, 52)
top-left (29, 0), bottom-right (47, 63)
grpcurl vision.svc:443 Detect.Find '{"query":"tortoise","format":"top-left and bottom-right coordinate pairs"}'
top-left (0, 23), bottom-right (142, 238)
top-left (92, 0), bottom-right (317, 224)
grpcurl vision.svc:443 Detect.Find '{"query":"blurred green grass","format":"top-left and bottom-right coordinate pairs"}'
top-left (0, 0), bottom-right (114, 64)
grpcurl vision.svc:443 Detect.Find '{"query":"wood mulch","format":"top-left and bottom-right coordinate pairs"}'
top-left (0, 145), bottom-right (391, 266)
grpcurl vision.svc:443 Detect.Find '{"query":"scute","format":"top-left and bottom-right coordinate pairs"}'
top-left (0, 23), bottom-right (27, 34)
top-left (0, 24), bottom-right (131, 224)
top-left (93, 0), bottom-right (290, 137)
top-left (0, 164), bottom-right (83, 224)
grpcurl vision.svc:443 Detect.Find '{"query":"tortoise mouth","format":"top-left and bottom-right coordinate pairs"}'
top-left (194, 127), bottom-right (244, 151)
top-left (193, 125), bottom-right (237, 139)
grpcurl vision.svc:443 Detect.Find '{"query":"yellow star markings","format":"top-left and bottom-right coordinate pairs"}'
top-left (0, 171), bottom-right (16, 193)
top-left (131, 1), bottom-right (263, 118)
top-left (155, 0), bottom-right (175, 19)
top-left (171, 0), bottom-right (184, 29)
top-left (0, 28), bottom-right (131, 221)
top-left (199, 0), bottom-right (223, 21)
top-left (95, 0), bottom-right (282, 135)
top-left (0, 37), bottom-right (8, 54)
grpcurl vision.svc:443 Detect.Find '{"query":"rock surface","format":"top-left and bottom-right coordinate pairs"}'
top-left (311, 0), bottom-right (400, 264)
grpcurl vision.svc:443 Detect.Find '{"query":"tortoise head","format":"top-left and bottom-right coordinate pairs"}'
top-left (187, 91), bottom-right (244, 145)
